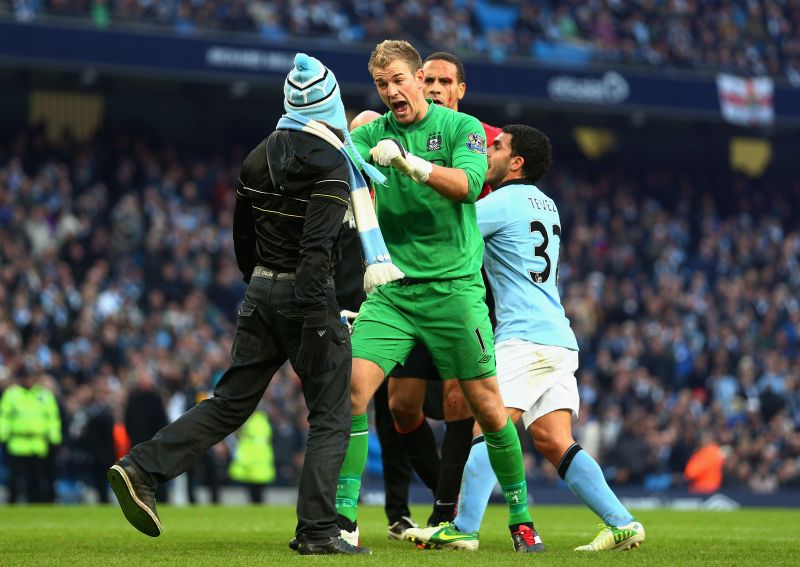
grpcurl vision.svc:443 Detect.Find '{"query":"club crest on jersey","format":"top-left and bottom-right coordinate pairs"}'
top-left (427, 132), bottom-right (442, 151)
top-left (466, 132), bottom-right (486, 154)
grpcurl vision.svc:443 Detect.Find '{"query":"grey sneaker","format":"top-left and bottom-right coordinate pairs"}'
top-left (108, 458), bottom-right (162, 537)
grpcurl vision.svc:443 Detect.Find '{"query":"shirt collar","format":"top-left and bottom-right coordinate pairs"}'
top-left (493, 177), bottom-right (536, 191)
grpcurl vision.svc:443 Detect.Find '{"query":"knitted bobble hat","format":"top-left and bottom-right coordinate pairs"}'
top-left (283, 53), bottom-right (347, 131)
top-left (284, 53), bottom-right (386, 185)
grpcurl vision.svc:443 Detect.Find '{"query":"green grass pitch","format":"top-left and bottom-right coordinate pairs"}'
top-left (1, 504), bottom-right (798, 566)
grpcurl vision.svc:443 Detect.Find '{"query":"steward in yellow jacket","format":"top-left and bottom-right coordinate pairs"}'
top-left (228, 409), bottom-right (275, 503)
top-left (0, 373), bottom-right (62, 503)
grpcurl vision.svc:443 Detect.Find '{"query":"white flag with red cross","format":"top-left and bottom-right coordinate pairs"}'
top-left (716, 73), bottom-right (774, 127)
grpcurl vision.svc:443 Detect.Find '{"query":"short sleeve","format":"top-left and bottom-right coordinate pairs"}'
top-left (476, 192), bottom-right (507, 238)
top-left (448, 113), bottom-right (488, 203)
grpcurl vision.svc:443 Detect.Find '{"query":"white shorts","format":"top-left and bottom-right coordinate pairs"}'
top-left (496, 340), bottom-right (580, 429)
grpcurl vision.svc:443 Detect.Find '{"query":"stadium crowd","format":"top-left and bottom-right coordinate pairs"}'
top-left (3, 0), bottom-right (800, 82)
top-left (0, 123), bottom-right (798, 503)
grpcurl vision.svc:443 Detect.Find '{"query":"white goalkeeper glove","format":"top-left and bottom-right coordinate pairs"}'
top-left (369, 139), bottom-right (433, 183)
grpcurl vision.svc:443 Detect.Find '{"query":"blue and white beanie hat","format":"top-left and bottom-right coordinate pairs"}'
top-left (284, 53), bottom-right (348, 131)
top-left (283, 53), bottom-right (385, 185)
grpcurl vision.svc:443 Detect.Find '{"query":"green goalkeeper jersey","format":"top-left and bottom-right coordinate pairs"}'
top-left (351, 101), bottom-right (488, 279)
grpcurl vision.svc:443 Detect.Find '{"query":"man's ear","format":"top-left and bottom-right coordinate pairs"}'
top-left (510, 155), bottom-right (525, 174)
top-left (457, 82), bottom-right (466, 102)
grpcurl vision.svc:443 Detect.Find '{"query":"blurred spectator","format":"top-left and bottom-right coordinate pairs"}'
top-left (684, 432), bottom-right (726, 494)
top-left (123, 370), bottom-right (168, 502)
top-left (605, 409), bottom-right (649, 485)
top-left (124, 371), bottom-right (168, 449)
top-left (67, 382), bottom-right (116, 502)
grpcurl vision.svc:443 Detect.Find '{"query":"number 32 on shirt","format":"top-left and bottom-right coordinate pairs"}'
top-left (528, 221), bottom-right (561, 285)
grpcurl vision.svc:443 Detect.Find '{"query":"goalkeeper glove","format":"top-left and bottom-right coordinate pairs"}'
top-left (370, 139), bottom-right (433, 183)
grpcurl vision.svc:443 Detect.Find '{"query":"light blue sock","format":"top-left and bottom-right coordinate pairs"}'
top-left (453, 437), bottom-right (495, 534)
top-left (563, 447), bottom-right (633, 527)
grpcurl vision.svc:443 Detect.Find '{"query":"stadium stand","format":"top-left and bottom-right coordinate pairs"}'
top-left (4, 0), bottom-right (800, 80)
top-left (0, 121), bottom-right (798, 502)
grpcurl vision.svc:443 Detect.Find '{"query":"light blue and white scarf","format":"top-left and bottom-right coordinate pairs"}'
top-left (277, 112), bottom-right (404, 292)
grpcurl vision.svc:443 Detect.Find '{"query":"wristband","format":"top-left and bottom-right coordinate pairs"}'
top-left (406, 154), bottom-right (433, 183)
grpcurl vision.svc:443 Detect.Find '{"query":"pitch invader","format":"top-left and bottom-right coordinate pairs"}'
top-left (405, 125), bottom-right (646, 551)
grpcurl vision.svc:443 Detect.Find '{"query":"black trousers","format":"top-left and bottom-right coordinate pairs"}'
top-left (128, 275), bottom-right (351, 542)
top-left (375, 345), bottom-right (447, 524)
top-left (8, 454), bottom-right (49, 504)
top-left (373, 382), bottom-right (413, 523)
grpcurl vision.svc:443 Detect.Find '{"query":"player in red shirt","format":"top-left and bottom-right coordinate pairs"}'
top-left (422, 53), bottom-right (502, 199)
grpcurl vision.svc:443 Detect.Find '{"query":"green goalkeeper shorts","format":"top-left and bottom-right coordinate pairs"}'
top-left (350, 272), bottom-right (495, 380)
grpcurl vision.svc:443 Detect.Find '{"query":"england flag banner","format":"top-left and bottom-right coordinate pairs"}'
top-left (716, 74), bottom-right (774, 127)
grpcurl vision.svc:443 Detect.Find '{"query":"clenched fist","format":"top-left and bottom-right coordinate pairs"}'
top-left (369, 139), bottom-right (406, 166)
top-left (369, 139), bottom-right (433, 184)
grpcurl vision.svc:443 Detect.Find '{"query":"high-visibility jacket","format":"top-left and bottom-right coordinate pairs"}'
top-left (228, 410), bottom-right (276, 485)
top-left (0, 384), bottom-right (62, 457)
top-left (684, 443), bottom-right (725, 494)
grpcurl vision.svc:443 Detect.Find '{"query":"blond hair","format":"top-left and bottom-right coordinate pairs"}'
top-left (368, 40), bottom-right (423, 76)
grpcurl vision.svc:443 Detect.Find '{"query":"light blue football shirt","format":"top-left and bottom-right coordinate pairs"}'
top-left (477, 180), bottom-right (578, 350)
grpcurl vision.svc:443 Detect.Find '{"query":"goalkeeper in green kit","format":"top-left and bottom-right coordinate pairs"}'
top-left (334, 39), bottom-right (544, 553)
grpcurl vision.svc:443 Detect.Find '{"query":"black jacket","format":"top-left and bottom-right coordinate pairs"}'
top-left (125, 389), bottom-right (168, 446)
top-left (233, 130), bottom-right (351, 325)
top-left (333, 220), bottom-right (366, 312)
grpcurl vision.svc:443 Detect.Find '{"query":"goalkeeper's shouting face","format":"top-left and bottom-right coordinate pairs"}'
top-left (369, 41), bottom-right (428, 125)
top-left (372, 61), bottom-right (426, 124)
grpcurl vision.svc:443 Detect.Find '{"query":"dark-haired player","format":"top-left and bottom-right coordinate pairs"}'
top-left (406, 125), bottom-right (645, 551)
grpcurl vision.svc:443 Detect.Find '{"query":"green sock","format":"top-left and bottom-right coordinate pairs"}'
top-left (483, 417), bottom-right (532, 526)
top-left (335, 413), bottom-right (369, 522)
